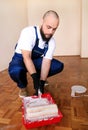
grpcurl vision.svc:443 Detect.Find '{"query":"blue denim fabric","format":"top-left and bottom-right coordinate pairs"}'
top-left (8, 53), bottom-right (64, 88)
top-left (8, 53), bottom-right (27, 88)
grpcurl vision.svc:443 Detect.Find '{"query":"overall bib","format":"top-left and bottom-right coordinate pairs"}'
top-left (8, 26), bottom-right (64, 88)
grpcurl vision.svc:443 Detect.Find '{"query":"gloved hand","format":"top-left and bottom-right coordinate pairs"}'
top-left (31, 73), bottom-right (45, 96)
top-left (31, 73), bottom-right (40, 91)
top-left (34, 80), bottom-right (45, 96)
top-left (39, 80), bottom-right (45, 94)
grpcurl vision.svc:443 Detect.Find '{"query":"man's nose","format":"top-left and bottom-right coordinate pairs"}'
top-left (49, 29), bottom-right (54, 34)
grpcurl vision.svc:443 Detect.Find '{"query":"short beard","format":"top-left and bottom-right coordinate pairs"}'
top-left (40, 27), bottom-right (52, 41)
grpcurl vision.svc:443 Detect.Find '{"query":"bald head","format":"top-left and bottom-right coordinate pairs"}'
top-left (40, 10), bottom-right (59, 41)
top-left (43, 10), bottom-right (59, 20)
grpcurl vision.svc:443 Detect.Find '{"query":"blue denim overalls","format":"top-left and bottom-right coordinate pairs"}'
top-left (8, 26), bottom-right (64, 88)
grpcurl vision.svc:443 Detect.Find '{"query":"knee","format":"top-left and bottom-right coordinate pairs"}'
top-left (59, 62), bottom-right (64, 72)
top-left (53, 59), bottom-right (64, 73)
top-left (51, 59), bottom-right (64, 73)
top-left (8, 67), bottom-right (25, 82)
top-left (8, 68), bottom-right (20, 82)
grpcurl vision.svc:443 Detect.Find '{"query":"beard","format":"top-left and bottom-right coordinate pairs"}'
top-left (40, 27), bottom-right (52, 41)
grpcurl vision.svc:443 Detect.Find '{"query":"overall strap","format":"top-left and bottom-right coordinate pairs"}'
top-left (14, 43), bottom-right (18, 50)
top-left (34, 26), bottom-right (39, 44)
top-left (44, 41), bottom-right (48, 56)
top-left (34, 26), bottom-right (48, 56)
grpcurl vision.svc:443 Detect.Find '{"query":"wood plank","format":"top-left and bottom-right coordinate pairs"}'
top-left (0, 118), bottom-right (11, 124)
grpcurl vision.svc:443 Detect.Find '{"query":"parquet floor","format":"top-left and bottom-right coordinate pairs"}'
top-left (0, 56), bottom-right (88, 130)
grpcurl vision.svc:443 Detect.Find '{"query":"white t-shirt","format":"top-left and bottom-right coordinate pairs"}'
top-left (15, 26), bottom-right (56, 59)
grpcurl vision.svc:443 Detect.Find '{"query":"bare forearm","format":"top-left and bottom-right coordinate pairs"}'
top-left (21, 50), bottom-right (36, 74)
top-left (24, 58), bottom-right (36, 74)
top-left (40, 58), bottom-right (51, 80)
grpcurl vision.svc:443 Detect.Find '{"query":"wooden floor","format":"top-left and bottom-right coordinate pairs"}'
top-left (0, 56), bottom-right (88, 130)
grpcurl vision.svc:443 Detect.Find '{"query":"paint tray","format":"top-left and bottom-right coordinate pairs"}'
top-left (22, 93), bottom-right (63, 129)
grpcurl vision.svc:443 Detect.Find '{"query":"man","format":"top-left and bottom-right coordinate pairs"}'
top-left (8, 10), bottom-right (64, 98)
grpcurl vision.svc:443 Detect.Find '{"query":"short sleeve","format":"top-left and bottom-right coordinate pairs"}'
top-left (15, 26), bottom-right (36, 53)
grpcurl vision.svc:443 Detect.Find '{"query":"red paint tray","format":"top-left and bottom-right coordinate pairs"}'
top-left (22, 93), bottom-right (63, 129)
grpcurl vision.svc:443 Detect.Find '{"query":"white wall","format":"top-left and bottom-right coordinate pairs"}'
top-left (0, 0), bottom-right (28, 71)
top-left (27, 0), bottom-right (81, 56)
top-left (81, 0), bottom-right (88, 58)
